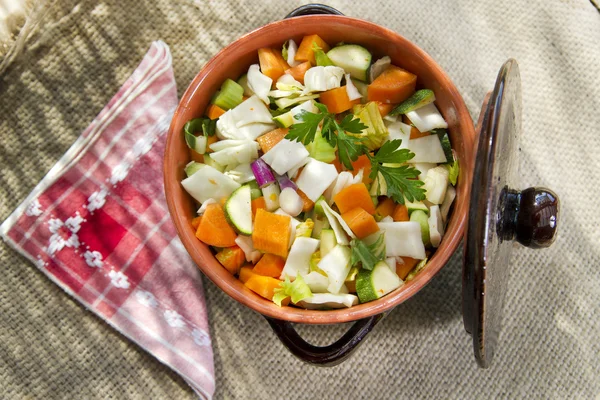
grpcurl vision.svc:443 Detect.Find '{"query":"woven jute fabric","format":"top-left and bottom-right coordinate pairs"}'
top-left (1, 0), bottom-right (599, 398)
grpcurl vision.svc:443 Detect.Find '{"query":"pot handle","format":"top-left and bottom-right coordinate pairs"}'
top-left (264, 313), bottom-right (385, 366)
top-left (285, 4), bottom-right (344, 18)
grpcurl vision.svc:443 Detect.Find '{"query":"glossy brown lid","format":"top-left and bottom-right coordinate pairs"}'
top-left (463, 59), bottom-right (560, 368)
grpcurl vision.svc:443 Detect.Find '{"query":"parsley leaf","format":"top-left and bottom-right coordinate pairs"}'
top-left (368, 139), bottom-right (426, 204)
top-left (285, 103), bottom-right (368, 169)
top-left (286, 110), bottom-right (324, 144)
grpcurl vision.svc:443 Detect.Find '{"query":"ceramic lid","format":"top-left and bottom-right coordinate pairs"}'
top-left (462, 59), bottom-right (560, 368)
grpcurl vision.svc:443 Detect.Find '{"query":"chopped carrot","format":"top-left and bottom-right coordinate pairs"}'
top-left (253, 253), bottom-right (286, 278)
top-left (206, 104), bottom-right (226, 120)
top-left (258, 48), bottom-right (290, 82)
top-left (244, 274), bottom-right (282, 300)
top-left (295, 34), bottom-right (330, 65)
top-left (257, 128), bottom-right (288, 153)
top-left (251, 197), bottom-right (267, 218)
top-left (396, 257), bottom-right (419, 280)
top-left (205, 135), bottom-right (218, 153)
top-left (375, 197), bottom-right (396, 218)
top-left (402, 114), bottom-right (429, 139)
top-left (349, 154), bottom-right (372, 184)
top-left (216, 246), bottom-right (246, 275)
top-left (252, 209), bottom-right (291, 258)
top-left (392, 204), bottom-right (409, 222)
top-left (285, 61), bottom-right (311, 84)
top-left (341, 207), bottom-right (380, 239)
top-left (239, 265), bottom-right (255, 283)
top-left (319, 86), bottom-right (361, 114)
top-left (297, 189), bottom-right (315, 212)
top-left (190, 149), bottom-right (204, 163)
top-left (367, 65), bottom-right (417, 104)
top-left (195, 203), bottom-right (237, 247)
top-left (191, 216), bottom-right (202, 230)
top-left (334, 183), bottom-right (376, 215)
top-left (376, 101), bottom-right (396, 117)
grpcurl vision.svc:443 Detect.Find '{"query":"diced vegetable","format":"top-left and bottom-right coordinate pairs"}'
top-left (406, 200), bottom-right (429, 215)
top-left (304, 66), bottom-right (345, 92)
top-left (428, 205), bottom-right (444, 248)
top-left (244, 274), bottom-right (282, 300)
top-left (356, 260), bottom-right (402, 303)
top-left (377, 221), bottom-right (426, 259)
top-left (283, 39), bottom-right (301, 67)
top-left (368, 56), bottom-right (391, 83)
top-left (295, 34), bottom-right (330, 65)
top-left (297, 189), bottom-right (314, 212)
top-left (367, 65), bottom-right (416, 104)
top-left (320, 199), bottom-right (356, 245)
top-left (274, 208), bottom-right (301, 247)
top-left (349, 154), bottom-right (373, 184)
top-left (276, 173), bottom-right (297, 191)
top-left (216, 95), bottom-right (276, 140)
top-left (342, 207), bottom-right (379, 239)
top-left (318, 244), bottom-right (352, 294)
top-left (405, 257), bottom-right (428, 281)
top-left (261, 182), bottom-right (280, 211)
top-left (184, 161), bottom-right (205, 177)
top-left (257, 128), bottom-right (288, 153)
top-left (375, 197), bottom-right (395, 219)
top-left (404, 135), bottom-right (447, 164)
top-left (392, 204), bottom-right (409, 222)
top-left (247, 64), bottom-right (272, 104)
top-left (185, 132), bottom-right (208, 154)
top-left (203, 153), bottom-right (225, 172)
top-left (224, 163), bottom-right (255, 184)
top-left (410, 209), bottom-right (430, 247)
top-left (440, 185), bottom-right (456, 223)
top-left (302, 271), bottom-right (330, 293)
top-left (224, 184), bottom-right (253, 235)
top-left (258, 47), bottom-right (290, 82)
top-left (327, 44), bottom-right (372, 82)
top-left (209, 139), bottom-right (259, 166)
top-left (350, 232), bottom-right (386, 271)
top-left (413, 162), bottom-right (437, 181)
top-left (345, 74), bottom-right (363, 101)
top-left (295, 158), bottom-right (339, 202)
top-left (396, 257), bottom-right (419, 280)
top-left (405, 102), bottom-right (448, 132)
top-left (235, 235), bottom-right (261, 263)
top-left (334, 183), bottom-right (376, 215)
top-left (252, 208), bottom-right (291, 258)
top-left (376, 101), bottom-right (395, 117)
top-left (297, 293), bottom-right (358, 309)
top-left (216, 246), bottom-right (246, 274)
top-left (206, 104), bottom-right (226, 120)
top-left (279, 187), bottom-right (303, 216)
top-left (246, 180), bottom-right (263, 200)
top-left (319, 86), bottom-right (360, 114)
top-left (306, 130), bottom-right (336, 163)
top-left (285, 61), bottom-right (311, 84)
top-left (239, 265), bottom-right (255, 283)
top-left (251, 196), bottom-right (267, 218)
top-left (320, 229), bottom-right (337, 257)
top-left (253, 253), bottom-right (286, 278)
top-left (195, 203), bottom-right (238, 247)
top-left (237, 74), bottom-right (254, 97)
top-left (250, 158), bottom-right (275, 188)
top-left (351, 101), bottom-right (388, 151)
top-left (272, 275), bottom-right (313, 306)
top-left (191, 216), bottom-right (202, 230)
top-left (423, 166), bottom-right (449, 204)
top-left (390, 89), bottom-right (436, 116)
top-left (211, 78), bottom-right (244, 110)
top-left (279, 236), bottom-right (320, 279)
top-left (295, 219), bottom-right (314, 238)
top-left (261, 139), bottom-right (309, 176)
top-left (181, 165), bottom-right (240, 204)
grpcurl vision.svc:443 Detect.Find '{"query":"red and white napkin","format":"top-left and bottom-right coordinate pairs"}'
top-left (0, 41), bottom-right (215, 399)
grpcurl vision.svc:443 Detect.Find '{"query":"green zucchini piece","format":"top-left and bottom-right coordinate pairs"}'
top-left (389, 89), bottom-right (436, 116)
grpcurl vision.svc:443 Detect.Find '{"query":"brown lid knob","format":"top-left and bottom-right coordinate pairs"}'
top-left (497, 187), bottom-right (560, 248)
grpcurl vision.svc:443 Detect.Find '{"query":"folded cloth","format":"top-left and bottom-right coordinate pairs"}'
top-left (0, 41), bottom-right (215, 399)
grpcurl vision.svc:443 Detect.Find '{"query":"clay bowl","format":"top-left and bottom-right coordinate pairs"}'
top-left (164, 11), bottom-right (476, 364)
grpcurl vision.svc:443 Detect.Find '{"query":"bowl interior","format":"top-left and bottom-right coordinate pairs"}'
top-left (164, 15), bottom-right (475, 324)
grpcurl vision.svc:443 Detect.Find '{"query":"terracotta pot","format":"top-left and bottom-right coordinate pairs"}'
top-left (164, 5), bottom-right (476, 365)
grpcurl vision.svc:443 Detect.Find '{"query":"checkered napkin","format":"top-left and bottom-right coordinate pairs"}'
top-left (0, 41), bottom-right (215, 399)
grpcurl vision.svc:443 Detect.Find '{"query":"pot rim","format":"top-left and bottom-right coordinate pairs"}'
top-left (164, 14), bottom-right (475, 324)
